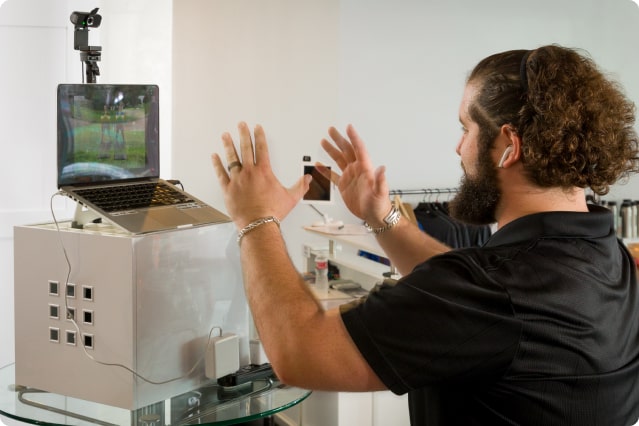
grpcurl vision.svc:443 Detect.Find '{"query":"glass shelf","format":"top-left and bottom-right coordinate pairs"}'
top-left (0, 364), bottom-right (310, 425)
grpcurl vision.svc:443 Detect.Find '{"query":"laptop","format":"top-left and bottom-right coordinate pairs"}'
top-left (57, 83), bottom-right (230, 234)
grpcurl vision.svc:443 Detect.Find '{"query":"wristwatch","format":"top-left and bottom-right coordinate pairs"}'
top-left (364, 205), bottom-right (401, 234)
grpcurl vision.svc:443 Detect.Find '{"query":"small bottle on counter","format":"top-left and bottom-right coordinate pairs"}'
top-left (314, 254), bottom-right (329, 296)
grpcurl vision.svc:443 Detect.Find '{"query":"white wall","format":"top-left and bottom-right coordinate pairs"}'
top-left (338, 0), bottom-right (639, 192)
top-left (172, 0), bottom-right (342, 270)
top-left (172, 0), bottom-right (639, 273)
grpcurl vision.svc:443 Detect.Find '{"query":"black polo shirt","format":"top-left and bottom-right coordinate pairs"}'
top-left (341, 205), bottom-right (639, 425)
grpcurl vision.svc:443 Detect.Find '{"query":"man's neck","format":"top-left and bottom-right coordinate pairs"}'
top-left (496, 185), bottom-right (589, 230)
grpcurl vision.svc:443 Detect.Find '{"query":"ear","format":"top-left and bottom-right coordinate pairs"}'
top-left (497, 125), bottom-right (522, 168)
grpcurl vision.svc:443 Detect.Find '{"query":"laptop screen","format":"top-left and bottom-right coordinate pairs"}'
top-left (57, 84), bottom-right (160, 187)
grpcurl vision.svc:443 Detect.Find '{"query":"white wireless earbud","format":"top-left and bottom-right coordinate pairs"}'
top-left (498, 145), bottom-right (514, 168)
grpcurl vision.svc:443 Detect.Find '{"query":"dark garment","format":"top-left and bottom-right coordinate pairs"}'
top-left (413, 202), bottom-right (491, 248)
top-left (341, 205), bottom-right (639, 425)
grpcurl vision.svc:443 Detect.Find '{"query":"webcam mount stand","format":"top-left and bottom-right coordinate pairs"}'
top-left (76, 33), bottom-right (101, 84)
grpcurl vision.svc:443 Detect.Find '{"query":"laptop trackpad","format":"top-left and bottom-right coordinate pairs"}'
top-left (149, 207), bottom-right (197, 226)
top-left (112, 209), bottom-right (183, 233)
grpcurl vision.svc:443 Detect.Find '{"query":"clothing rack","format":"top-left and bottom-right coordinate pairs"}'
top-left (389, 188), bottom-right (459, 220)
top-left (390, 187), bottom-right (492, 249)
top-left (389, 188), bottom-right (458, 197)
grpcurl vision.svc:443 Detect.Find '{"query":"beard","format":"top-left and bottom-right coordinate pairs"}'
top-left (448, 153), bottom-right (501, 226)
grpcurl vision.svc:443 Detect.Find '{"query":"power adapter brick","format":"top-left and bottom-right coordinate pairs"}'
top-left (205, 333), bottom-right (240, 380)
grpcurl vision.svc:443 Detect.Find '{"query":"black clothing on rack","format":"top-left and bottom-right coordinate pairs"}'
top-left (413, 202), bottom-right (491, 248)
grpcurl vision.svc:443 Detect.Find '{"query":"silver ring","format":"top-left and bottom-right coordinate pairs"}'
top-left (227, 161), bottom-right (242, 172)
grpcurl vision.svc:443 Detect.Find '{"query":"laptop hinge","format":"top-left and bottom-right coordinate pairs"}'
top-left (71, 202), bottom-right (103, 229)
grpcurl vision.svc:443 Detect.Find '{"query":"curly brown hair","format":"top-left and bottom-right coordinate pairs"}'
top-left (467, 44), bottom-right (639, 195)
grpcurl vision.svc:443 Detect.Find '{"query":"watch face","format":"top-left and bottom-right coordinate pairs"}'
top-left (384, 206), bottom-right (400, 224)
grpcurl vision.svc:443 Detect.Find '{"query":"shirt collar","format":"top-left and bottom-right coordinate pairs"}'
top-left (485, 204), bottom-right (614, 247)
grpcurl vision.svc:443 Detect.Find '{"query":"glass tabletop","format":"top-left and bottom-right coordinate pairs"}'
top-left (0, 364), bottom-right (310, 426)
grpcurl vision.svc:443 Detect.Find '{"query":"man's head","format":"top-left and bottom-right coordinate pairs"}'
top-left (449, 44), bottom-right (639, 225)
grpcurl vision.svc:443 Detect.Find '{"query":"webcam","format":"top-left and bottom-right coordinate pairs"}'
top-left (70, 7), bottom-right (102, 83)
top-left (70, 8), bottom-right (102, 29)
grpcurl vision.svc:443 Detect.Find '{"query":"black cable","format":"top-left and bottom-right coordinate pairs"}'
top-left (167, 179), bottom-right (184, 190)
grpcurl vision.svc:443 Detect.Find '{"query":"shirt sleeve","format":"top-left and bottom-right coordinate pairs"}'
top-left (340, 251), bottom-right (523, 395)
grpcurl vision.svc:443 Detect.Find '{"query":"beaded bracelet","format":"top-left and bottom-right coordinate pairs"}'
top-left (237, 216), bottom-right (281, 244)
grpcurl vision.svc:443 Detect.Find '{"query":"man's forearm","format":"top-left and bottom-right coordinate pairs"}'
top-left (238, 221), bottom-right (324, 377)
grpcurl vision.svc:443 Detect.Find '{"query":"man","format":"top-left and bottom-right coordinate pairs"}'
top-left (211, 45), bottom-right (639, 425)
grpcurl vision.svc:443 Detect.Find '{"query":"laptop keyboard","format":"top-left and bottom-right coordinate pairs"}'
top-left (75, 182), bottom-right (196, 212)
